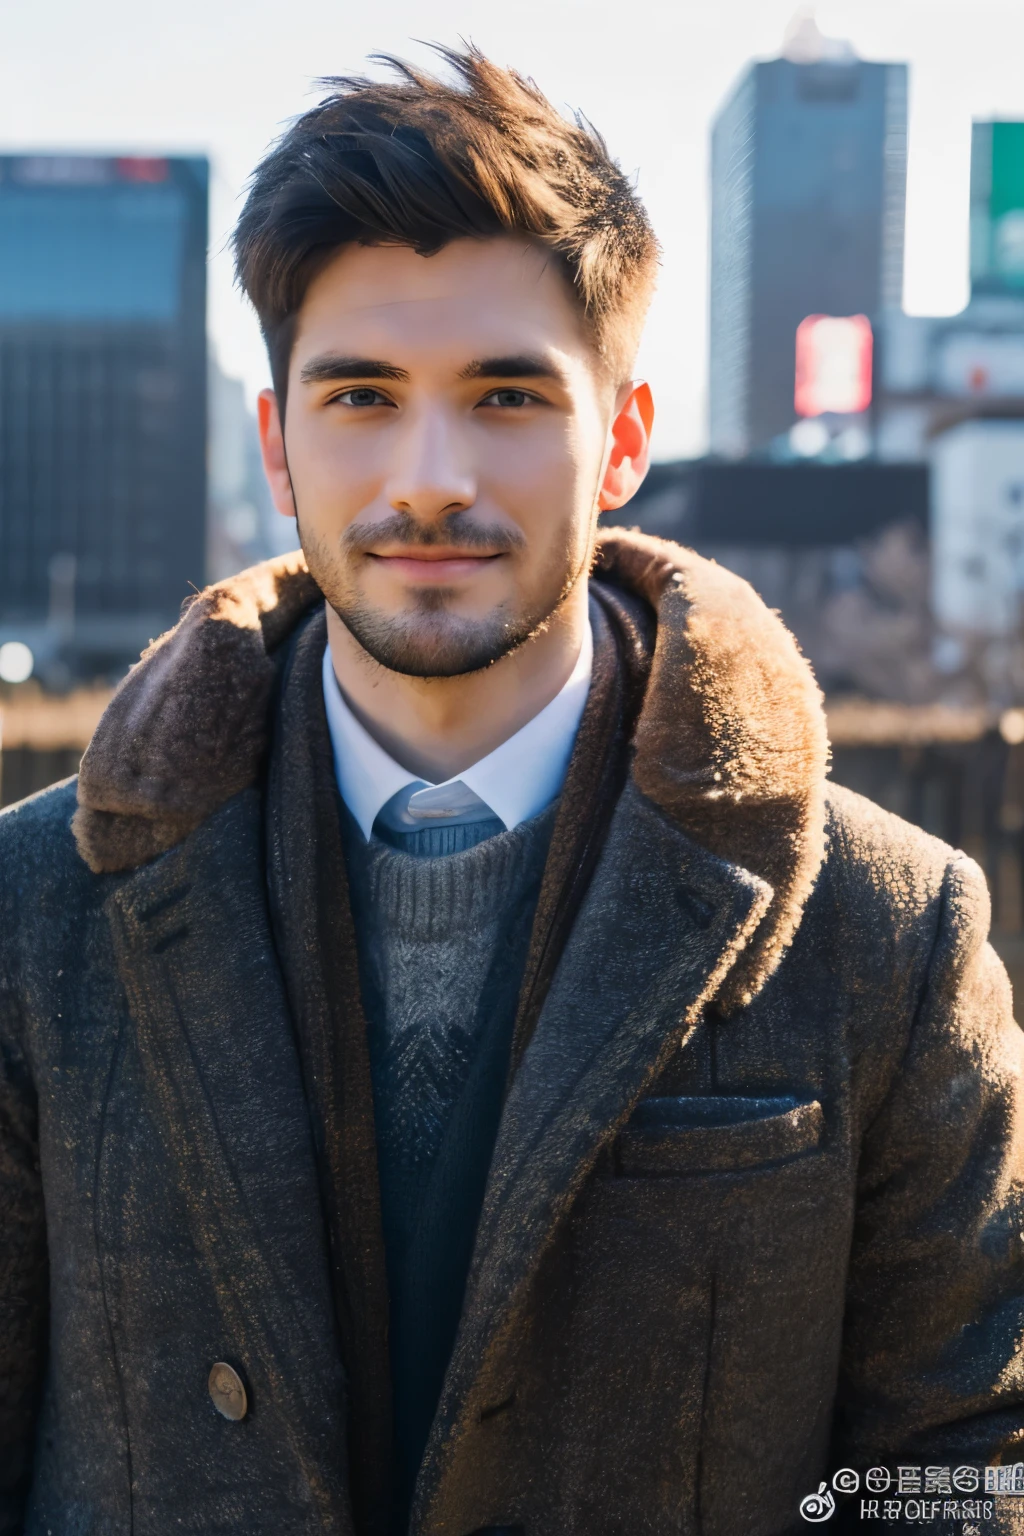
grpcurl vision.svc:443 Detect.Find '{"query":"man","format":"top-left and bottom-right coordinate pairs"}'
top-left (1, 46), bottom-right (1023, 1536)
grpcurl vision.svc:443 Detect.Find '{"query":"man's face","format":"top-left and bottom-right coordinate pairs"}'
top-left (261, 237), bottom-right (624, 678)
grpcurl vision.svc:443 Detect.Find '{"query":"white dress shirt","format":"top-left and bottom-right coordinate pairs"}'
top-left (322, 620), bottom-right (594, 841)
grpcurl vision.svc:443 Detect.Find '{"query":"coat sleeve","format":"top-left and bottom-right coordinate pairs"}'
top-left (833, 850), bottom-right (1024, 1517)
top-left (0, 967), bottom-right (47, 1534)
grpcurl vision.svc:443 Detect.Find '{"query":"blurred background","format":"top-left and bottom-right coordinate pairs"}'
top-left (4, 0), bottom-right (1024, 977)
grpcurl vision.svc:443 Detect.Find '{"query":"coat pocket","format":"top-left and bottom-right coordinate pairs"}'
top-left (614, 1094), bottom-right (824, 1176)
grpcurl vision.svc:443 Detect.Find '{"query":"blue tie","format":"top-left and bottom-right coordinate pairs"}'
top-left (371, 780), bottom-right (506, 857)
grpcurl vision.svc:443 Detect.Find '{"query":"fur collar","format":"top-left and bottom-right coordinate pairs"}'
top-left (74, 528), bottom-right (828, 1012)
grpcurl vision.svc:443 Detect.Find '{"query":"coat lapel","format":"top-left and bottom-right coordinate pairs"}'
top-left (416, 779), bottom-right (772, 1527)
top-left (106, 787), bottom-right (354, 1536)
top-left (506, 581), bottom-right (655, 1080)
top-left (264, 607), bottom-right (393, 1536)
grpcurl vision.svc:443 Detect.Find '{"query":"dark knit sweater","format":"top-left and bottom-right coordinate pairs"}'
top-left (340, 802), bottom-right (557, 1522)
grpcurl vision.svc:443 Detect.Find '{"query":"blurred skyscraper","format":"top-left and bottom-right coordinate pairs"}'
top-left (0, 153), bottom-right (208, 684)
top-left (708, 14), bottom-right (907, 458)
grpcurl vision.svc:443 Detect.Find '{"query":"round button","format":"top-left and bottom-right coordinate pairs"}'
top-left (208, 1362), bottom-right (247, 1421)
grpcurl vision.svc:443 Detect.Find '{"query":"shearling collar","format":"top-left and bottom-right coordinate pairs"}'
top-left (73, 528), bottom-right (828, 1012)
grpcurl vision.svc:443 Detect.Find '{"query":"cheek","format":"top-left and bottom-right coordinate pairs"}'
top-left (487, 433), bottom-right (597, 574)
top-left (286, 415), bottom-right (384, 519)
top-left (480, 416), bottom-right (598, 502)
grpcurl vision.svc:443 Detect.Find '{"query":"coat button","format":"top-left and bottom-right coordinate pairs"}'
top-left (208, 1362), bottom-right (247, 1421)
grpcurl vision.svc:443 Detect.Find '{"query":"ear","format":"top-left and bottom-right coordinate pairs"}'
top-left (598, 381), bottom-right (655, 512)
top-left (257, 389), bottom-right (297, 519)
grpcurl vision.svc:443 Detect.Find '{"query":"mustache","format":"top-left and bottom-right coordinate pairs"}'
top-left (342, 510), bottom-right (526, 555)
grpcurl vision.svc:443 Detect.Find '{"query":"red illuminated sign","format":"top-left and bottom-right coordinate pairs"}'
top-left (794, 314), bottom-right (873, 416)
top-left (116, 157), bottom-right (169, 183)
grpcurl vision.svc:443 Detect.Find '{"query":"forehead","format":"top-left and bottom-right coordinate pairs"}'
top-left (292, 236), bottom-right (591, 367)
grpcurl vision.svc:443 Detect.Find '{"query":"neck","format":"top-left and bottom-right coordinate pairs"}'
top-left (325, 581), bottom-right (590, 783)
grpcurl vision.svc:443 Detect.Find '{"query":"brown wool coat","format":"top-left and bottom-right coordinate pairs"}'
top-left (1, 528), bottom-right (1024, 1536)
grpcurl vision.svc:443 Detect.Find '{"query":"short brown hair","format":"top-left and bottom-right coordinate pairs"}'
top-left (233, 46), bottom-right (659, 405)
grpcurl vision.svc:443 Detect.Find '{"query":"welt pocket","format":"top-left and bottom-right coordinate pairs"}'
top-left (614, 1095), bottom-right (824, 1177)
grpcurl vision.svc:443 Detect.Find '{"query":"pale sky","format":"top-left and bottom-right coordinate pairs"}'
top-left (2, 0), bottom-right (1023, 459)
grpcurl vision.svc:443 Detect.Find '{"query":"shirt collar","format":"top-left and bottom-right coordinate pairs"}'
top-left (322, 617), bottom-right (593, 842)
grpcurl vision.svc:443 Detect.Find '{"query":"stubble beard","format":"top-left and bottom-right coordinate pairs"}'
top-left (299, 513), bottom-right (585, 679)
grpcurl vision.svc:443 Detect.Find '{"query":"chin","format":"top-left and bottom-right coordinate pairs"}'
top-left (336, 600), bottom-right (542, 680)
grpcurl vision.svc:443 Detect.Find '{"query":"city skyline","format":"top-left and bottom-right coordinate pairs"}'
top-left (3, 0), bottom-right (1024, 460)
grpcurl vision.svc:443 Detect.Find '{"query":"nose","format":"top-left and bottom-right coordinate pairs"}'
top-left (384, 402), bottom-right (476, 523)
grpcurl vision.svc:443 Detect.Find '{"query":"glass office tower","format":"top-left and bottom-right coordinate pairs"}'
top-left (709, 53), bottom-right (907, 457)
top-left (0, 154), bottom-right (208, 680)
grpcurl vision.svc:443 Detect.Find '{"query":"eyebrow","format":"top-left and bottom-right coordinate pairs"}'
top-left (458, 354), bottom-right (567, 383)
top-left (299, 355), bottom-right (410, 384)
top-left (297, 351), bottom-right (568, 387)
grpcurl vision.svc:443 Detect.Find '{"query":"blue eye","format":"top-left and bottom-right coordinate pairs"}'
top-left (483, 388), bottom-right (531, 408)
top-left (337, 387), bottom-right (391, 407)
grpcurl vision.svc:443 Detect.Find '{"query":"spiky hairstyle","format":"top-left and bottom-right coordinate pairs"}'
top-left (233, 46), bottom-right (659, 403)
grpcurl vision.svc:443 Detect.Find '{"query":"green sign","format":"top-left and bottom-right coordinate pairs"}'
top-left (971, 121), bottom-right (1024, 293)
